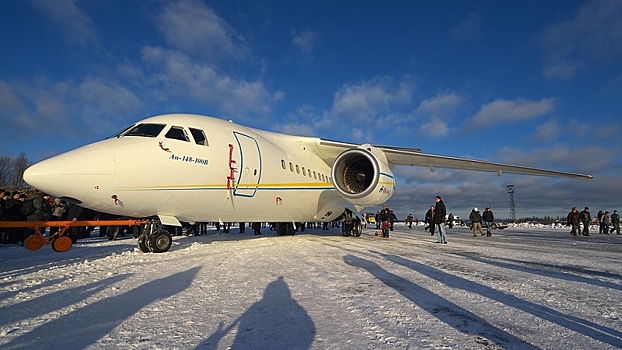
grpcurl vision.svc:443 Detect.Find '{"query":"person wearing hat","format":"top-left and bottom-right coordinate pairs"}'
top-left (433, 196), bottom-right (447, 244)
top-left (611, 210), bottom-right (620, 235)
top-left (579, 207), bottom-right (591, 236)
top-left (378, 203), bottom-right (391, 238)
top-left (469, 207), bottom-right (483, 237)
top-left (567, 207), bottom-right (580, 236)
top-left (482, 206), bottom-right (494, 237)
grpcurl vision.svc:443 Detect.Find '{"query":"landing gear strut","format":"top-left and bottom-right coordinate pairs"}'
top-left (276, 222), bottom-right (296, 236)
top-left (137, 219), bottom-right (173, 253)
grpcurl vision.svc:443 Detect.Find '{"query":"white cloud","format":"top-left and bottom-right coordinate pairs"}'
top-left (329, 75), bottom-right (414, 121)
top-left (292, 29), bottom-right (319, 58)
top-left (141, 46), bottom-right (281, 116)
top-left (497, 145), bottom-right (610, 175)
top-left (28, 0), bottom-right (99, 47)
top-left (467, 97), bottom-right (556, 129)
top-left (0, 80), bottom-right (23, 113)
top-left (417, 119), bottom-right (450, 138)
top-left (541, 0), bottom-right (622, 80)
top-left (0, 77), bottom-right (140, 138)
top-left (534, 118), bottom-right (560, 142)
top-left (277, 122), bottom-right (316, 137)
top-left (415, 92), bottom-right (463, 119)
top-left (155, 0), bottom-right (250, 62)
top-left (451, 12), bottom-right (483, 42)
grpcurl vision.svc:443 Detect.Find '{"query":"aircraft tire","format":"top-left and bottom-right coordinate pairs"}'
top-left (137, 232), bottom-right (152, 253)
top-left (353, 221), bottom-right (362, 237)
top-left (150, 230), bottom-right (172, 253)
top-left (491, 223), bottom-right (497, 230)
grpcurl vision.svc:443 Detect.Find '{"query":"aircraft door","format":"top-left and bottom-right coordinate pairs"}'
top-left (232, 132), bottom-right (262, 197)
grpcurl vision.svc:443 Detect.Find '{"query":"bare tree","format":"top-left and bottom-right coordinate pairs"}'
top-left (0, 156), bottom-right (11, 188)
top-left (10, 153), bottom-right (31, 189)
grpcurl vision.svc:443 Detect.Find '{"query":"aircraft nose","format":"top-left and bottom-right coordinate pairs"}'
top-left (23, 144), bottom-right (115, 205)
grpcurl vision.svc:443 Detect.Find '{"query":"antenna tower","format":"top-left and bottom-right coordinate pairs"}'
top-left (507, 185), bottom-right (516, 222)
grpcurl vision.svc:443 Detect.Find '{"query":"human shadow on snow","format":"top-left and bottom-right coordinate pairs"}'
top-left (1, 267), bottom-right (200, 350)
top-left (379, 253), bottom-right (622, 348)
top-left (344, 254), bottom-right (538, 350)
top-left (0, 274), bottom-right (130, 329)
top-left (197, 276), bottom-right (315, 350)
top-left (453, 252), bottom-right (622, 291)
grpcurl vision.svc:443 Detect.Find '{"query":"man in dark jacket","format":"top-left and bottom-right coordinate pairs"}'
top-left (469, 207), bottom-right (483, 237)
top-left (433, 196), bottom-right (447, 244)
top-left (579, 207), bottom-right (591, 236)
top-left (379, 204), bottom-right (391, 237)
top-left (424, 205), bottom-right (435, 236)
top-left (567, 207), bottom-right (580, 236)
top-left (482, 206), bottom-right (495, 237)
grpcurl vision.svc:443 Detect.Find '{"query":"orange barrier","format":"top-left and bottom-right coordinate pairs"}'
top-left (0, 219), bottom-right (149, 252)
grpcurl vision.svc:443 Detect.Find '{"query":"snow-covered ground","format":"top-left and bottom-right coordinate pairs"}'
top-left (1, 223), bottom-right (621, 349)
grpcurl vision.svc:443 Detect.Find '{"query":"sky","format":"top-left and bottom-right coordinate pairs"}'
top-left (0, 0), bottom-right (621, 219)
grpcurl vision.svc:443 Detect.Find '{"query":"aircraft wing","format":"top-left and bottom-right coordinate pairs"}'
top-left (316, 139), bottom-right (593, 179)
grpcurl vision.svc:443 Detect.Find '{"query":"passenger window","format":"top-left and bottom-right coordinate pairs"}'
top-left (189, 128), bottom-right (208, 146)
top-left (123, 123), bottom-right (166, 138)
top-left (296, 164), bottom-right (300, 174)
top-left (289, 162), bottom-right (294, 172)
top-left (281, 160), bottom-right (286, 170)
top-left (302, 167), bottom-right (306, 176)
top-left (165, 126), bottom-right (189, 142)
top-left (313, 171), bottom-right (317, 179)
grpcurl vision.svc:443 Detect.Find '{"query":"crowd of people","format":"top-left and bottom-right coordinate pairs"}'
top-left (566, 207), bottom-right (620, 236)
top-left (3, 186), bottom-right (620, 248)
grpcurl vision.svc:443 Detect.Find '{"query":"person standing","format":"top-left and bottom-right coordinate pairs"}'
top-left (611, 210), bottom-right (620, 235)
top-left (579, 207), bottom-right (591, 236)
top-left (597, 210), bottom-right (604, 234)
top-left (379, 204), bottom-right (391, 238)
top-left (389, 210), bottom-right (397, 231)
top-left (567, 207), bottom-right (580, 236)
top-left (482, 206), bottom-right (494, 237)
top-left (405, 213), bottom-right (414, 228)
top-left (469, 207), bottom-right (484, 237)
top-left (425, 205), bottom-right (435, 236)
top-left (603, 211), bottom-right (612, 234)
top-left (433, 196), bottom-right (447, 244)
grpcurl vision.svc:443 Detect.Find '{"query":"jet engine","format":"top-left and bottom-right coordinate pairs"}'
top-left (331, 145), bottom-right (395, 207)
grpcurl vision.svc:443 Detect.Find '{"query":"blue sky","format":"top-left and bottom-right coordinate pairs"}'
top-left (1, 0), bottom-right (621, 219)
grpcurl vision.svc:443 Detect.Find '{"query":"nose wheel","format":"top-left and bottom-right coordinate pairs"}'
top-left (137, 220), bottom-right (173, 253)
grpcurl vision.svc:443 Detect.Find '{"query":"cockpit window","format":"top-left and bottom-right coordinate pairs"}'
top-left (165, 126), bottom-right (190, 142)
top-left (122, 123), bottom-right (166, 138)
top-left (189, 128), bottom-right (208, 146)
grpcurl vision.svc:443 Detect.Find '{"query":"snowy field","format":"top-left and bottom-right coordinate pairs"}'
top-left (1, 223), bottom-right (621, 350)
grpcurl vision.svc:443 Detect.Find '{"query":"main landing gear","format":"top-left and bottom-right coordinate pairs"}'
top-left (137, 219), bottom-right (173, 253)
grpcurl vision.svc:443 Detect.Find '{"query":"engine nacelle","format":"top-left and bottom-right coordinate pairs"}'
top-left (331, 145), bottom-right (395, 207)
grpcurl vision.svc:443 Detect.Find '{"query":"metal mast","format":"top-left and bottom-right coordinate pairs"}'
top-left (507, 185), bottom-right (516, 222)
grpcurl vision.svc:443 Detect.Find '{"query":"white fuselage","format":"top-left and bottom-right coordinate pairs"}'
top-left (23, 114), bottom-right (357, 224)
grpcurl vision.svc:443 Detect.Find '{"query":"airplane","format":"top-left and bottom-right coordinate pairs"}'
top-left (23, 113), bottom-right (592, 253)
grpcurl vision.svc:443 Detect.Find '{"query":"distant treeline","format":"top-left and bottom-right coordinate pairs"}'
top-left (0, 153), bottom-right (31, 190)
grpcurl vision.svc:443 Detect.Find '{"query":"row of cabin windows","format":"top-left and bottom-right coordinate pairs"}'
top-left (280, 159), bottom-right (331, 183)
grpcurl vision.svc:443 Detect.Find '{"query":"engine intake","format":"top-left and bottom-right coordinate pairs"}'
top-left (331, 147), bottom-right (394, 207)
